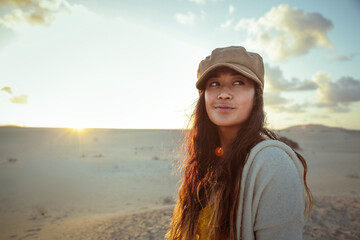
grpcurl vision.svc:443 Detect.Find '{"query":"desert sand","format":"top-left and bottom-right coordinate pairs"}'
top-left (0, 125), bottom-right (359, 239)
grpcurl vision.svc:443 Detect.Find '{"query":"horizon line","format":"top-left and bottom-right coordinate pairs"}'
top-left (1, 124), bottom-right (359, 131)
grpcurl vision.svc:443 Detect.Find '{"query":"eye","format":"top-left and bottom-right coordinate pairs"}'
top-left (208, 81), bottom-right (220, 87)
top-left (233, 80), bottom-right (245, 85)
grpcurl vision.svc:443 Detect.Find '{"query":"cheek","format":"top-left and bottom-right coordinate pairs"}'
top-left (249, 93), bottom-right (255, 108)
top-left (242, 90), bottom-right (256, 112)
top-left (249, 93), bottom-right (256, 113)
top-left (204, 92), bottom-right (212, 114)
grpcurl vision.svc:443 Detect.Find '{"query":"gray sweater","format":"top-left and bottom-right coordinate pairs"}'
top-left (236, 140), bottom-right (305, 239)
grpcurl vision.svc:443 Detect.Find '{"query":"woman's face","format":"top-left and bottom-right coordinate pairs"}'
top-left (204, 67), bottom-right (255, 131)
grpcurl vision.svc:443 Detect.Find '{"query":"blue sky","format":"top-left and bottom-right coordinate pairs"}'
top-left (0, 0), bottom-right (359, 129)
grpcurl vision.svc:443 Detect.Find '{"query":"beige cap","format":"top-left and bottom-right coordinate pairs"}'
top-left (196, 46), bottom-right (264, 90)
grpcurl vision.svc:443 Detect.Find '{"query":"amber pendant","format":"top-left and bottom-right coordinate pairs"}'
top-left (215, 147), bottom-right (223, 156)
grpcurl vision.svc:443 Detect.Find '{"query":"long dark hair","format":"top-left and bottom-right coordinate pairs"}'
top-left (167, 85), bottom-right (312, 239)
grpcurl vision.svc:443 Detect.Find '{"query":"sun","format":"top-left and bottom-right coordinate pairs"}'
top-left (72, 126), bottom-right (84, 131)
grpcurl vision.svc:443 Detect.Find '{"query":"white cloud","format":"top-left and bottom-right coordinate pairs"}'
top-left (314, 73), bottom-right (360, 103)
top-left (188, 0), bottom-right (223, 4)
top-left (229, 5), bottom-right (235, 14)
top-left (1, 86), bottom-right (13, 94)
top-left (175, 11), bottom-right (195, 25)
top-left (264, 92), bottom-right (308, 113)
top-left (220, 19), bottom-right (233, 29)
top-left (314, 102), bottom-right (350, 113)
top-left (313, 72), bottom-right (360, 112)
top-left (274, 103), bottom-right (307, 113)
top-left (188, 0), bottom-right (206, 4)
top-left (235, 4), bottom-right (333, 61)
top-left (10, 94), bottom-right (28, 104)
top-left (0, 0), bottom-right (71, 31)
top-left (309, 114), bottom-right (330, 119)
top-left (1, 86), bottom-right (28, 104)
top-left (264, 92), bottom-right (288, 105)
top-left (265, 63), bottom-right (318, 91)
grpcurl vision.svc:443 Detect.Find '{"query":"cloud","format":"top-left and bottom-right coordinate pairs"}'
top-left (264, 91), bottom-right (308, 113)
top-left (1, 86), bottom-right (13, 94)
top-left (264, 92), bottom-right (288, 105)
top-left (235, 4), bottom-right (333, 61)
top-left (188, 0), bottom-right (206, 4)
top-left (0, 0), bottom-right (70, 30)
top-left (309, 113), bottom-right (330, 119)
top-left (333, 53), bottom-right (357, 62)
top-left (315, 73), bottom-right (360, 103)
top-left (220, 19), bottom-right (233, 29)
top-left (274, 103), bottom-right (307, 113)
top-left (314, 102), bottom-right (350, 113)
top-left (1, 86), bottom-right (28, 104)
top-left (188, 0), bottom-right (223, 4)
top-left (9, 94), bottom-right (28, 104)
top-left (265, 71), bottom-right (360, 113)
top-left (313, 72), bottom-right (360, 112)
top-left (229, 5), bottom-right (235, 14)
top-left (175, 11), bottom-right (195, 25)
top-left (265, 63), bottom-right (318, 91)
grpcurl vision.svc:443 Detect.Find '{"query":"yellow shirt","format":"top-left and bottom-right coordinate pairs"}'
top-left (165, 203), bottom-right (229, 239)
top-left (165, 203), bottom-right (215, 240)
top-left (196, 203), bottom-right (214, 239)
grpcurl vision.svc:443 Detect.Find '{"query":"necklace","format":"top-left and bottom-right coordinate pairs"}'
top-left (215, 147), bottom-right (223, 156)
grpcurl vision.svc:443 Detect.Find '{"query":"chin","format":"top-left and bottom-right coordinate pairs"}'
top-left (213, 121), bottom-right (244, 129)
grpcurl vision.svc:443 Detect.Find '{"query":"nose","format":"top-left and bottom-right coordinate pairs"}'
top-left (217, 90), bottom-right (232, 100)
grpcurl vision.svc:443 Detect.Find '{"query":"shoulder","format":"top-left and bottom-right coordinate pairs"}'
top-left (240, 139), bottom-right (304, 193)
top-left (237, 140), bottom-right (305, 237)
top-left (249, 139), bottom-right (297, 161)
top-left (247, 141), bottom-right (306, 231)
top-left (244, 139), bottom-right (303, 178)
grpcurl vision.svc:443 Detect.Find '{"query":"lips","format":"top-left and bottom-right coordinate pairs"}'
top-left (214, 104), bottom-right (235, 112)
top-left (214, 104), bottom-right (235, 109)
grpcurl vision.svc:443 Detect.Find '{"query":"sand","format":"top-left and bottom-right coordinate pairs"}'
top-left (36, 196), bottom-right (360, 240)
top-left (0, 125), bottom-right (359, 239)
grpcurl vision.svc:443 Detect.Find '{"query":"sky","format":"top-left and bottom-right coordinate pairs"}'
top-left (0, 0), bottom-right (359, 130)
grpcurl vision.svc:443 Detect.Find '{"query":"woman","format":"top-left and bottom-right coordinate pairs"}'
top-left (166, 46), bottom-right (312, 240)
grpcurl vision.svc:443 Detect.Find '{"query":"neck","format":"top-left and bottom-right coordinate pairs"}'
top-left (217, 126), bottom-right (240, 153)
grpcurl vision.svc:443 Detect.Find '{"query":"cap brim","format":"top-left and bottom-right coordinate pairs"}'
top-left (196, 63), bottom-right (263, 90)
